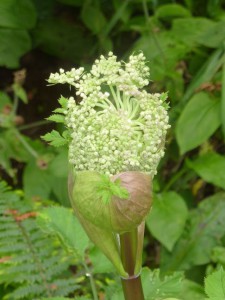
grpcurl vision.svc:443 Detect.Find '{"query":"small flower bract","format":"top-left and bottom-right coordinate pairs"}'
top-left (48, 52), bottom-right (170, 176)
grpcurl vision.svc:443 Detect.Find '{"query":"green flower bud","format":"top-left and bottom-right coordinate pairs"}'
top-left (70, 171), bottom-right (152, 234)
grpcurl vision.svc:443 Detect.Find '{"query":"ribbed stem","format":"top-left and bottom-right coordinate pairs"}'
top-left (120, 230), bottom-right (145, 300)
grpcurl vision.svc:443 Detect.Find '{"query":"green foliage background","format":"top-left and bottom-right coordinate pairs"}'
top-left (1, 0), bottom-right (225, 299)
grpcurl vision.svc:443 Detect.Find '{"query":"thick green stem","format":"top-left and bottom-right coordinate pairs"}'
top-left (120, 230), bottom-right (145, 300)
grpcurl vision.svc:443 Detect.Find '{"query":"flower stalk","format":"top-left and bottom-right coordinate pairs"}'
top-left (119, 223), bottom-right (145, 300)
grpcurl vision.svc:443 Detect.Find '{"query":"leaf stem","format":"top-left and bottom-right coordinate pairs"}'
top-left (14, 130), bottom-right (39, 158)
top-left (18, 120), bottom-right (50, 131)
top-left (83, 262), bottom-right (98, 300)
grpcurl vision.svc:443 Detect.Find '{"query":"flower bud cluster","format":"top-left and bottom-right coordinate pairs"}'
top-left (48, 52), bottom-right (170, 176)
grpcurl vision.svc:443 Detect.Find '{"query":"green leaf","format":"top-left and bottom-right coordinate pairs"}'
top-left (12, 83), bottom-right (28, 103)
top-left (187, 152), bottom-right (225, 189)
top-left (172, 18), bottom-right (215, 48)
top-left (0, 91), bottom-right (11, 109)
top-left (42, 298), bottom-right (89, 300)
top-left (199, 20), bottom-right (225, 48)
top-left (0, 29), bottom-right (31, 68)
top-left (42, 298), bottom-right (73, 300)
top-left (49, 149), bottom-right (68, 178)
top-left (23, 160), bottom-right (52, 199)
top-left (47, 114), bottom-right (65, 123)
top-left (176, 92), bottom-right (221, 154)
top-left (155, 4), bottom-right (191, 20)
top-left (181, 48), bottom-right (225, 105)
top-left (180, 280), bottom-right (205, 300)
top-left (89, 246), bottom-right (114, 274)
top-left (96, 175), bottom-right (129, 204)
top-left (161, 193), bottom-right (225, 272)
top-left (81, 5), bottom-right (107, 34)
top-left (38, 207), bottom-right (89, 259)
top-left (42, 130), bottom-right (67, 147)
top-left (58, 96), bottom-right (68, 108)
top-left (0, 0), bottom-right (36, 29)
top-left (146, 192), bottom-right (188, 251)
top-left (133, 31), bottom-right (188, 81)
top-left (33, 19), bottom-right (92, 63)
top-left (57, 0), bottom-right (83, 6)
top-left (211, 246), bottom-right (225, 265)
top-left (205, 268), bottom-right (225, 300)
top-left (142, 268), bottom-right (184, 300)
top-left (51, 176), bottom-right (70, 207)
top-left (107, 268), bottom-right (183, 300)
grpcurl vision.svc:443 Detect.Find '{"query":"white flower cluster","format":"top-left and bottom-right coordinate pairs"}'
top-left (48, 52), bottom-right (170, 176)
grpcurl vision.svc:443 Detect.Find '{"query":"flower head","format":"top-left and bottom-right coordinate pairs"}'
top-left (48, 52), bottom-right (170, 176)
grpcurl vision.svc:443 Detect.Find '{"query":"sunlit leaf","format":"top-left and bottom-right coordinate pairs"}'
top-left (187, 152), bottom-right (225, 189)
top-left (176, 92), bottom-right (221, 154)
top-left (161, 193), bottom-right (225, 272)
top-left (146, 192), bottom-right (188, 251)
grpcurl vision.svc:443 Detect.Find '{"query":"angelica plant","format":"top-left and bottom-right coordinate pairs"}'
top-left (43, 52), bottom-right (170, 300)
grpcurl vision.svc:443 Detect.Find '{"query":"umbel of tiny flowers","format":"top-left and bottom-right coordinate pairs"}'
top-left (45, 52), bottom-right (170, 283)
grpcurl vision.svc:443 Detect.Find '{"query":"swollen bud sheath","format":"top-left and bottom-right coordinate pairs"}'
top-left (69, 169), bottom-right (152, 277)
top-left (70, 171), bottom-right (152, 234)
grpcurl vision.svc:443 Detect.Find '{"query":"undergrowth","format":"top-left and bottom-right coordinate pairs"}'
top-left (0, 182), bottom-right (79, 300)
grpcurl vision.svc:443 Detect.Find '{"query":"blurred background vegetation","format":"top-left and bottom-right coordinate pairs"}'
top-left (1, 0), bottom-right (225, 299)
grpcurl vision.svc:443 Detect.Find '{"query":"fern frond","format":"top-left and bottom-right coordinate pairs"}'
top-left (0, 182), bottom-right (81, 300)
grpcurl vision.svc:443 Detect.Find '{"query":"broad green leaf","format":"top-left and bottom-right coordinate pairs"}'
top-left (155, 4), bottom-right (191, 20)
top-left (172, 18), bottom-right (215, 48)
top-left (23, 160), bottom-right (52, 199)
top-left (48, 149), bottom-right (69, 206)
top-left (49, 149), bottom-right (68, 178)
top-left (199, 20), bottom-right (225, 48)
top-left (161, 193), bottom-right (225, 272)
top-left (38, 207), bottom-right (89, 259)
top-left (51, 176), bottom-right (70, 207)
top-left (187, 152), bottom-right (225, 189)
top-left (142, 268), bottom-right (183, 300)
top-left (133, 31), bottom-right (187, 81)
top-left (81, 6), bottom-right (107, 34)
top-left (0, 0), bottom-right (36, 29)
top-left (180, 280), bottom-right (205, 300)
top-left (89, 246), bottom-right (114, 274)
top-left (176, 92), bottom-right (221, 154)
top-left (0, 29), bottom-right (31, 68)
top-left (33, 19), bottom-right (92, 63)
top-left (205, 268), bottom-right (225, 300)
top-left (146, 192), bottom-right (188, 251)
